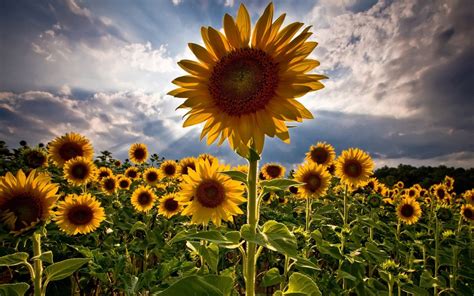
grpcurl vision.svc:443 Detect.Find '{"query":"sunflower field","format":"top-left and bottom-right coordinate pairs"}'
top-left (1, 3), bottom-right (474, 296)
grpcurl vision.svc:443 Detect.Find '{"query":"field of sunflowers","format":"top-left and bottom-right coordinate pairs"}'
top-left (1, 2), bottom-right (473, 296)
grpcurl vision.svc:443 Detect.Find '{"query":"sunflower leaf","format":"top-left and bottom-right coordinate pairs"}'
top-left (169, 230), bottom-right (240, 246)
top-left (0, 252), bottom-right (29, 267)
top-left (285, 272), bottom-right (322, 296)
top-left (44, 258), bottom-right (90, 282)
top-left (261, 267), bottom-right (283, 287)
top-left (0, 283), bottom-right (30, 296)
top-left (157, 275), bottom-right (233, 296)
top-left (220, 170), bottom-right (248, 184)
top-left (260, 178), bottom-right (303, 193)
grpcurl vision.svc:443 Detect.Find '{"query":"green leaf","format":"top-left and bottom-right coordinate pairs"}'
top-left (32, 251), bottom-right (53, 264)
top-left (193, 242), bottom-right (219, 273)
top-left (293, 257), bottom-right (320, 271)
top-left (130, 221), bottom-right (147, 234)
top-left (0, 283), bottom-right (30, 296)
top-left (261, 268), bottom-right (283, 287)
top-left (0, 252), bottom-right (28, 267)
top-left (44, 258), bottom-right (90, 282)
top-left (169, 230), bottom-right (240, 246)
top-left (262, 221), bottom-right (298, 257)
top-left (311, 230), bottom-right (343, 260)
top-left (260, 179), bottom-right (302, 193)
top-left (419, 270), bottom-right (438, 288)
top-left (401, 284), bottom-right (429, 296)
top-left (157, 275), bottom-right (233, 296)
top-left (285, 272), bottom-right (321, 296)
top-left (220, 170), bottom-right (247, 183)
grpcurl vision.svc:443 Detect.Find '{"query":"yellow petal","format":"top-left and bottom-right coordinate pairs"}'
top-left (178, 60), bottom-right (209, 76)
top-left (276, 84), bottom-right (313, 98)
top-left (252, 3), bottom-right (274, 48)
top-left (236, 3), bottom-right (251, 46)
top-left (183, 112), bottom-right (213, 127)
top-left (223, 14), bottom-right (241, 49)
top-left (207, 27), bottom-right (230, 59)
top-left (188, 43), bottom-right (216, 66)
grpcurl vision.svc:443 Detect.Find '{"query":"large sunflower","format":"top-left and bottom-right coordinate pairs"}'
top-left (48, 132), bottom-right (94, 167)
top-left (335, 148), bottom-right (374, 187)
top-left (143, 167), bottom-right (161, 186)
top-left (294, 162), bottom-right (331, 199)
top-left (261, 163), bottom-right (285, 180)
top-left (129, 143), bottom-right (148, 164)
top-left (169, 3), bottom-right (326, 154)
top-left (158, 193), bottom-right (183, 218)
top-left (177, 159), bottom-right (246, 226)
top-left (396, 198), bottom-right (422, 225)
top-left (63, 157), bottom-right (97, 186)
top-left (160, 160), bottom-right (179, 179)
top-left (131, 185), bottom-right (157, 212)
top-left (179, 157), bottom-right (197, 175)
top-left (305, 142), bottom-right (336, 167)
top-left (0, 170), bottom-right (59, 233)
top-left (54, 193), bottom-right (105, 235)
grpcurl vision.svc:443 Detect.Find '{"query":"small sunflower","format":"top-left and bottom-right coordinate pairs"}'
top-left (131, 186), bottom-right (157, 212)
top-left (444, 176), bottom-right (454, 191)
top-left (63, 157), bottom-right (97, 186)
top-left (294, 162), bottom-right (331, 199)
top-left (114, 160), bottom-right (122, 167)
top-left (419, 188), bottom-right (429, 198)
top-left (335, 148), bottom-right (374, 187)
top-left (158, 193), bottom-right (183, 218)
top-left (367, 194), bottom-right (382, 208)
top-left (177, 159), bottom-right (246, 226)
top-left (460, 204), bottom-right (474, 222)
top-left (48, 132), bottom-right (94, 167)
top-left (198, 154), bottom-right (218, 166)
top-left (406, 187), bottom-right (420, 199)
top-left (97, 167), bottom-right (113, 181)
top-left (434, 184), bottom-right (451, 203)
top-left (375, 183), bottom-right (388, 197)
top-left (305, 142), bottom-right (336, 167)
top-left (179, 157), bottom-right (197, 175)
top-left (101, 176), bottom-right (118, 195)
top-left (261, 163), bottom-right (285, 180)
top-left (396, 198), bottom-right (422, 225)
top-left (463, 189), bottom-right (474, 204)
top-left (125, 166), bottom-right (140, 179)
top-left (413, 184), bottom-right (422, 191)
top-left (160, 160), bottom-right (179, 179)
top-left (54, 193), bottom-right (105, 235)
top-left (365, 178), bottom-right (379, 192)
top-left (143, 167), bottom-right (161, 186)
top-left (169, 3), bottom-right (326, 154)
top-left (23, 148), bottom-right (48, 169)
top-left (117, 176), bottom-right (131, 190)
top-left (129, 143), bottom-right (148, 164)
top-left (0, 170), bottom-right (59, 233)
top-left (395, 181), bottom-right (404, 189)
top-left (288, 185), bottom-right (299, 195)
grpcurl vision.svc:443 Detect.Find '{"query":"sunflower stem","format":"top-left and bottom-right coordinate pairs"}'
top-left (32, 233), bottom-right (43, 296)
top-left (434, 217), bottom-right (440, 296)
top-left (305, 197), bottom-right (312, 233)
top-left (245, 156), bottom-right (258, 296)
top-left (280, 255), bottom-right (290, 291)
top-left (341, 184), bottom-right (348, 291)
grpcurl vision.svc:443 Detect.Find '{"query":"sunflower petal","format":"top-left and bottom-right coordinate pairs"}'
top-left (188, 43), bottom-right (216, 66)
top-left (236, 3), bottom-right (251, 46)
top-left (252, 3), bottom-right (274, 48)
top-left (223, 14), bottom-right (241, 49)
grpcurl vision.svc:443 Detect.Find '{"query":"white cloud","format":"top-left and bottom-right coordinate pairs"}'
top-left (171, 0), bottom-right (182, 6)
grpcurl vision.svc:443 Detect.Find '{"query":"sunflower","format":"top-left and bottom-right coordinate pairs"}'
top-left (444, 176), bottom-right (454, 191)
top-left (158, 193), bottom-right (183, 218)
top-left (233, 164), bottom-right (249, 175)
top-left (463, 189), bottom-right (474, 204)
top-left (406, 187), bottom-right (420, 199)
top-left (261, 163), bottom-right (285, 180)
top-left (177, 159), bottom-right (246, 226)
top-left (434, 184), bottom-right (450, 203)
top-left (101, 176), bottom-right (118, 195)
top-left (117, 176), bottom-right (131, 190)
top-left (97, 167), bottom-right (113, 181)
top-left (125, 166), bottom-right (140, 179)
top-left (395, 181), bottom-right (404, 189)
top-left (461, 204), bottom-right (474, 222)
top-left (375, 183), bottom-right (388, 197)
top-left (0, 170), bottom-right (59, 234)
top-left (365, 178), bottom-right (379, 192)
top-left (129, 143), bottom-right (148, 164)
top-left (419, 188), bottom-right (429, 198)
top-left (335, 148), bottom-right (374, 187)
top-left (305, 142), bottom-right (336, 167)
top-left (48, 132), bottom-right (94, 167)
top-left (294, 162), bottom-right (331, 199)
top-left (114, 160), bottom-right (122, 167)
top-left (54, 193), bottom-right (105, 235)
top-left (413, 184), bottom-right (422, 192)
top-left (143, 167), bottom-right (161, 186)
top-left (288, 185), bottom-right (299, 195)
top-left (169, 3), bottom-right (325, 154)
top-left (396, 198), bottom-right (422, 225)
top-left (63, 157), bottom-right (97, 186)
top-left (23, 148), bottom-right (48, 169)
top-left (179, 157), bottom-right (197, 175)
top-left (198, 154), bottom-right (218, 166)
top-left (367, 194), bottom-right (382, 208)
top-left (131, 186), bottom-right (157, 212)
top-left (160, 160), bottom-right (179, 179)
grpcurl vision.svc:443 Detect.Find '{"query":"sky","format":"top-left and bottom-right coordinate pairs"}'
top-left (1, 0), bottom-right (473, 169)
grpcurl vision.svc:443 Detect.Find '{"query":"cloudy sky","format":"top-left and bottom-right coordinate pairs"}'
top-left (1, 0), bottom-right (473, 168)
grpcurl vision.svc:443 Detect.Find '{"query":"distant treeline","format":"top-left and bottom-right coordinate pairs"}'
top-left (375, 164), bottom-right (474, 194)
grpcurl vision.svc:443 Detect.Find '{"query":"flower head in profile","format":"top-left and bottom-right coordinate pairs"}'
top-left (169, 3), bottom-right (326, 155)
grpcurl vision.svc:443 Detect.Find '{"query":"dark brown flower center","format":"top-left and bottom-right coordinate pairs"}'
top-left (71, 163), bottom-right (89, 179)
top-left (104, 179), bottom-right (116, 191)
top-left (265, 165), bottom-right (282, 179)
top-left (310, 147), bottom-right (329, 165)
top-left (146, 171), bottom-right (158, 182)
top-left (343, 160), bottom-right (362, 178)
top-left (304, 174), bottom-right (321, 192)
top-left (67, 205), bottom-right (93, 225)
top-left (437, 189), bottom-right (445, 199)
top-left (289, 186), bottom-right (298, 194)
top-left (126, 169), bottom-right (138, 178)
top-left (181, 163), bottom-right (196, 175)
top-left (138, 192), bottom-right (152, 205)
top-left (99, 171), bottom-right (110, 179)
top-left (196, 180), bottom-right (225, 208)
top-left (119, 180), bottom-right (129, 188)
top-left (4, 195), bottom-right (42, 230)
top-left (59, 142), bottom-right (83, 161)
top-left (209, 48), bottom-right (279, 116)
top-left (163, 164), bottom-right (176, 176)
top-left (367, 181), bottom-right (375, 190)
top-left (164, 198), bottom-right (179, 212)
top-left (25, 151), bottom-right (46, 168)
top-left (133, 148), bottom-right (146, 161)
top-left (408, 189), bottom-right (416, 197)
top-left (464, 208), bottom-right (473, 219)
top-left (400, 204), bottom-right (414, 218)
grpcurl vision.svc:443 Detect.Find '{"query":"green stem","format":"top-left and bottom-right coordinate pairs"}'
top-left (434, 217), bottom-right (440, 296)
top-left (341, 185), bottom-right (348, 291)
top-left (280, 255), bottom-right (290, 291)
top-left (245, 157), bottom-right (258, 296)
top-left (32, 233), bottom-right (43, 296)
top-left (305, 197), bottom-right (312, 233)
